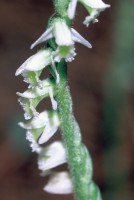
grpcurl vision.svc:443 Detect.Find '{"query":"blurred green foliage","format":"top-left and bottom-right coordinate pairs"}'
top-left (102, 0), bottom-right (134, 199)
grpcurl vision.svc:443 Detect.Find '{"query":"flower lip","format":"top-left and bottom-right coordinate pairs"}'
top-left (38, 141), bottom-right (67, 171)
top-left (44, 171), bottom-right (73, 194)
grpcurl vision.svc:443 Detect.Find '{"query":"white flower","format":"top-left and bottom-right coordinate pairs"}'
top-left (17, 79), bottom-right (57, 117)
top-left (30, 18), bottom-right (92, 62)
top-left (15, 49), bottom-right (52, 75)
top-left (15, 49), bottom-right (60, 83)
top-left (38, 141), bottom-right (66, 171)
top-left (44, 171), bottom-right (73, 194)
top-left (19, 110), bottom-right (60, 144)
top-left (78, 0), bottom-right (110, 26)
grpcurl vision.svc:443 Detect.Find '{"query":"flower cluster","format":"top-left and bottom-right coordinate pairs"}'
top-left (16, 0), bottom-right (110, 197)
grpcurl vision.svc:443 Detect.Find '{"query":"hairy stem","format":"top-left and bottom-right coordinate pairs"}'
top-left (56, 60), bottom-right (93, 200)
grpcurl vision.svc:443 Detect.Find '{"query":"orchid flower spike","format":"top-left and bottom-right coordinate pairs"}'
top-left (31, 18), bottom-right (92, 62)
top-left (78, 0), bottom-right (110, 26)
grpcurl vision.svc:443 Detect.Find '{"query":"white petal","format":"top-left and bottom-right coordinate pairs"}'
top-left (79, 0), bottom-right (110, 10)
top-left (71, 28), bottom-right (92, 48)
top-left (68, 0), bottom-right (78, 19)
top-left (25, 50), bottom-right (51, 71)
top-left (38, 125), bottom-right (58, 144)
top-left (16, 50), bottom-right (52, 75)
top-left (30, 27), bottom-right (53, 49)
top-left (15, 56), bottom-right (33, 76)
top-left (53, 20), bottom-right (74, 46)
top-left (44, 172), bottom-right (73, 194)
top-left (38, 141), bottom-right (66, 170)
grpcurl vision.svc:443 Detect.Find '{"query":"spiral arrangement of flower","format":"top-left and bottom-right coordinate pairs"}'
top-left (16, 0), bottom-right (110, 199)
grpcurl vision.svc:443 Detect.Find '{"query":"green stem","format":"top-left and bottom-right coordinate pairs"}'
top-left (56, 60), bottom-right (93, 200)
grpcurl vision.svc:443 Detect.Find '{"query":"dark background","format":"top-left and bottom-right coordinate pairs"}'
top-left (0, 0), bottom-right (134, 200)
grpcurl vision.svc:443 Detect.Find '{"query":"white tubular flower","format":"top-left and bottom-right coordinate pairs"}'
top-left (44, 171), bottom-right (73, 194)
top-left (19, 110), bottom-right (60, 144)
top-left (15, 48), bottom-right (60, 84)
top-left (38, 141), bottom-right (66, 171)
top-left (15, 49), bottom-right (52, 75)
top-left (78, 0), bottom-right (110, 27)
top-left (17, 79), bottom-right (57, 113)
top-left (31, 18), bottom-right (92, 62)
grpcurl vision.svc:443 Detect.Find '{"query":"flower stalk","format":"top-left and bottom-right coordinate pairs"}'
top-left (56, 60), bottom-right (93, 199)
top-left (16, 0), bottom-right (110, 199)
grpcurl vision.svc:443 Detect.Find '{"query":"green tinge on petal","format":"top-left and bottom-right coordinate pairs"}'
top-left (19, 110), bottom-right (60, 130)
top-left (18, 95), bottom-right (45, 120)
top-left (59, 46), bottom-right (72, 57)
top-left (22, 70), bottom-right (42, 86)
top-left (30, 127), bottom-right (44, 141)
top-left (17, 79), bottom-right (55, 99)
top-left (17, 78), bottom-right (57, 118)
